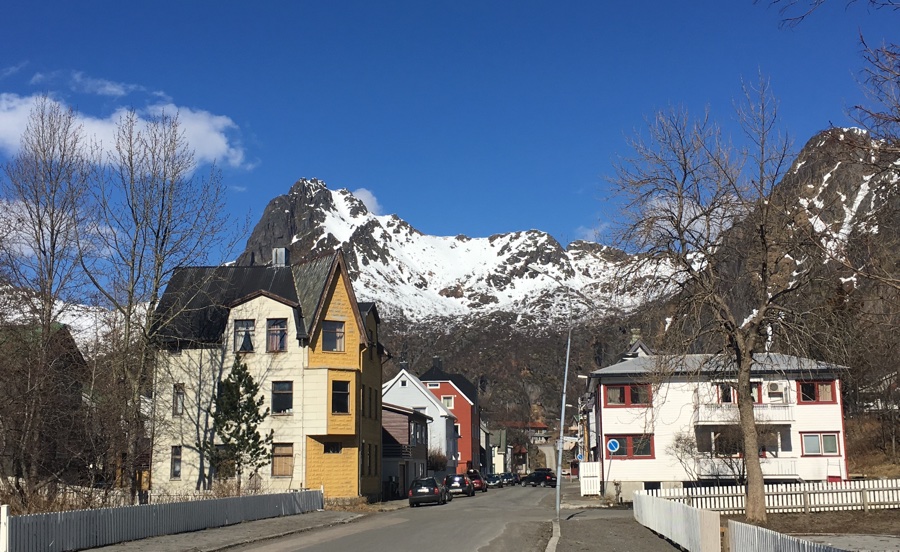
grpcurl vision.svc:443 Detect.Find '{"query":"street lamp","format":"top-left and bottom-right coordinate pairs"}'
top-left (527, 266), bottom-right (577, 520)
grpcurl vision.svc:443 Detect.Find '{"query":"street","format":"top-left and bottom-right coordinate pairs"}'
top-left (230, 485), bottom-right (556, 552)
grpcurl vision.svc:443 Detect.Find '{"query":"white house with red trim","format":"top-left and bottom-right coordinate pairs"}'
top-left (587, 350), bottom-right (848, 498)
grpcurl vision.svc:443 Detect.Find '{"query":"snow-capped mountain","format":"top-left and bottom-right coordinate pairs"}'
top-left (237, 178), bottom-right (656, 324)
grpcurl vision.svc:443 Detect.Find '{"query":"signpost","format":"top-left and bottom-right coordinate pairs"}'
top-left (603, 438), bottom-right (619, 496)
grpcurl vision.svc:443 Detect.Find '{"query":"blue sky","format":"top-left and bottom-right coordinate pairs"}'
top-left (1, 2), bottom-right (896, 249)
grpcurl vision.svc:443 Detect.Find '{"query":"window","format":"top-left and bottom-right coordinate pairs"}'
top-left (272, 443), bottom-right (293, 476)
top-left (332, 380), bottom-right (350, 413)
top-left (234, 320), bottom-right (255, 352)
top-left (322, 321), bottom-right (345, 352)
top-left (426, 382), bottom-right (440, 389)
top-left (454, 423), bottom-right (461, 438)
top-left (799, 381), bottom-right (836, 403)
top-left (325, 441), bottom-right (342, 454)
top-left (442, 395), bottom-right (454, 409)
top-left (272, 381), bottom-right (293, 414)
top-left (173, 383), bottom-right (185, 416)
top-left (170, 446), bottom-right (182, 478)
top-left (604, 384), bottom-right (651, 407)
top-left (802, 433), bottom-right (840, 456)
top-left (605, 435), bottom-right (654, 459)
top-left (267, 319), bottom-right (287, 352)
top-left (716, 382), bottom-right (762, 404)
top-left (400, 379), bottom-right (408, 387)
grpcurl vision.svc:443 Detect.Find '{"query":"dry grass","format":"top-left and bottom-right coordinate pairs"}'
top-left (726, 509), bottom-right (900, 537)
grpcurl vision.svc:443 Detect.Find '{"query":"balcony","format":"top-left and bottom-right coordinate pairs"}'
top-left (697, 457), bottom-right (799, 479)
top-left (382, 444), bottom-right (412, 458)
top-left (696, 403), bottom-right (794, 425)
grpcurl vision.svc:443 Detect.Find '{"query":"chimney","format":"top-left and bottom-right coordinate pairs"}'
top-left (432, 356), bottom-right (443, 371)
top-left (398, 360), bottom-right (409, 372)
top-left (272, 247), bottom-right (289, 267)
top-left (630, 328), bottom-right (641, 345)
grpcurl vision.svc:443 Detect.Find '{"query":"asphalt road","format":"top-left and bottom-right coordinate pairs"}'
top-left (230, 485), bottom-right (555, 552)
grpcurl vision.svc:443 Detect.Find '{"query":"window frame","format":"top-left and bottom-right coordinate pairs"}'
top-left (603, 384), bottom-right (652, 407)
top-left (442, 395), bottom-right (455, 409)
top-left (800, 432), bottom-right (841, 456)
top-left (266, 318), bottom-right (288, 352)
top-left (170, 446), bottom-right (182, 479)
top-left (272, 443), bottom-right (294, 476)
top-left (604, 434), bottom-right (655, 459)
top-left (272, 381), bottom-right (293, 415)
top-left (716, 382), bottom-right (762, 404)
top-left (322, 320), bottom-right (345, 352)
top-left (173, 383), bottom-right (185, 416)
top-left (234, 319), bottom-right (255, 353)
top-left (797, 380), bottom-right (837, 404)
top-left (332, 380), bottom-right (350, 414)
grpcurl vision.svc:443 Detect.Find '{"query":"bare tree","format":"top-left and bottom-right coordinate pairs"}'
top-left (609, 75), bottom-right (829, 523)
top-left (0, 96), bottom-right (94, 512)
top-left (78, 109), bottom-right (239, 501)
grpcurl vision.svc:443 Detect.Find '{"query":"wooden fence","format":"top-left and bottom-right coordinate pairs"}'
top-left (633, 493), bottom-right (721, 552)
top-left (642, 478), bottom-right (900, 514)
top-left (727, 520), bottom-right (846, 552)
top-left (0, 489), bottom-right (323, 552)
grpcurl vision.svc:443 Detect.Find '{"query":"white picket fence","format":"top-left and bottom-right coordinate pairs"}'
top-left (634, 493), bottom-right (851, 552)
top-left (633, 492), bottom-right (721, 552)
top-left (0, 489), bottom-right (323, 552)
top-left (642, 478), bottom-right (900, 514)
top-left (727, 519), bottom-right (846, 552)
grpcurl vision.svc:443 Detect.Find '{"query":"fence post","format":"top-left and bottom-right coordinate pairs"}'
top-left (802, 491), bottom-right (810, 514)
top-left (861, 489), bottom-right (868, 512)
top-left (0, 504), bottom-right (8, 552)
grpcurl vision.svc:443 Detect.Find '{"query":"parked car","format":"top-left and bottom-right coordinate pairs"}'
top-left (467, 469), bottom-right (488, 493)
top-left (408, 477), bottom-right (449, 507)
top-left (485, 474), bottom-right (504, 488)
top-left (444, 473), bottom-right (475, 496)
top-left (500, 472), bottom-right (516, 485)
top-left (521, 470), bottom-right (557, 488)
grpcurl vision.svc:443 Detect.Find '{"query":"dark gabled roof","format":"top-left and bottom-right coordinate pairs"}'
top-left (419, 365), bottom-right (478, 403)
top-left (357, 302), bottom-right (380, 324)
top-left (155, 265), bottom-right (299, 345)
top-left (592, 353), bottom-right (846, 379)
top-left (291, 254), bottom-right (334, 340)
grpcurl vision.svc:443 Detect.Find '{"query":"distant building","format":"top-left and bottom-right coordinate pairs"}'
top-left (382, 366), bottom-right (458, 479)
top-left (419, 357), bottom-right (481, 473)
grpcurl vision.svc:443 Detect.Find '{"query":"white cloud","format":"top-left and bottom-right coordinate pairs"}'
top-left (70, 71), bottom-right (140, 97)
top-left (352, 187), bottom-right (383, 215)
top-left (0, 62), bottom-right (28, 80)
top-left (574, 222), bottom-right (609, 243)
top-left (0, 93), bottom-right (247, 169)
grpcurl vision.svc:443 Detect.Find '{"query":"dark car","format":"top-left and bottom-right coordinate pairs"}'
top-left (500, 472), bottom-right (516, 485)
top-left (408, 477), bottom-right (449, 507)
top-left (485, 474), bottom-right (504, 488)
top-left (467, 469), bottom-right (488, 493)
top-left (521, 470), bottom-right (557, 488)
top-left (444, 473), bottom-right (475, 496)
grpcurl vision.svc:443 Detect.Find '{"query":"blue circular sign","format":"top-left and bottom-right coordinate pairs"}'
top-left (576, 453), bottom-right (584, 461)
top-left (606, 439), bottom-right (620, 453)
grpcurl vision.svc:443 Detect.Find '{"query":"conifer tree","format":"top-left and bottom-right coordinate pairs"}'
top-left (205, 357), bottom-right (273, 495)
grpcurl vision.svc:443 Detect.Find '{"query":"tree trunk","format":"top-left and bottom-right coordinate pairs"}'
top-left (737, 357), bottom-right (767, 523)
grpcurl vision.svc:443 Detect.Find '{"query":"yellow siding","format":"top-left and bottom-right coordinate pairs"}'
top-left (308, 272), bottom-right (360, 370)
top-left (306, 436), bottom-right (358, 498)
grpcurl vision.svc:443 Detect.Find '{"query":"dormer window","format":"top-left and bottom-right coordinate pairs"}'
top-left (235, 320), bottom-right (255, 353)
top-left (322, 321), bottom-right (345, 352)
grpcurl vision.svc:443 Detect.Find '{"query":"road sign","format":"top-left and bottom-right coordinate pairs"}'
top-left (576, 453), bottom-right (583, 461)
top-left (606, 439), bottom-right (620, 454)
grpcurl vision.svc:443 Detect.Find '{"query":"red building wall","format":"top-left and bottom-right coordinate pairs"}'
top-left (427, 382), bottom-right (479, 473)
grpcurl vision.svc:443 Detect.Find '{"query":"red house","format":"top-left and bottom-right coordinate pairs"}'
top-left (419, 357), bottom-right (481, 474)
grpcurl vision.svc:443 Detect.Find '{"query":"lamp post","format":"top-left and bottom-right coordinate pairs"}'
top-left (527, 265), bottom-right (581, 520)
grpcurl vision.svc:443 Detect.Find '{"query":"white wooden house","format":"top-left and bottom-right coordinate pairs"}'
top-left (588, 351), bottom-right (848, 498)
top-left (382, 367), bottom-right (459, 478)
